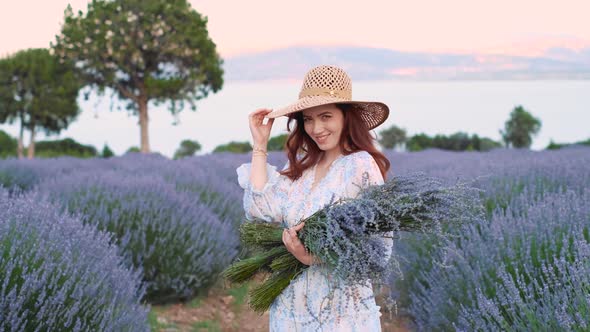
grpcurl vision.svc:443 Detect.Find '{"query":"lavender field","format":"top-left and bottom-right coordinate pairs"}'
top-left (0, 146), bottom-right (589, 331)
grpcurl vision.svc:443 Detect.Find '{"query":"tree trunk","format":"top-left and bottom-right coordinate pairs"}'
top-left (17, 120), bottom-right (24, 159)
top-left (138, 96), bottom-right (150, 153)
top-left (27, 125), bottom-right (36, 159)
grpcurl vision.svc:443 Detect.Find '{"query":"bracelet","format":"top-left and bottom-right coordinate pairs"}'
top-left (252, 147), bottom-right (268, 156)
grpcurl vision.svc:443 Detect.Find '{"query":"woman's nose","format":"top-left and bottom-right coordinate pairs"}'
top-left (310, 122), bottom-right (324, 134)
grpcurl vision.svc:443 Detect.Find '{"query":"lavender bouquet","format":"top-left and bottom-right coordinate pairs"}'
top-left (223, 172), bottom-right (485, 313)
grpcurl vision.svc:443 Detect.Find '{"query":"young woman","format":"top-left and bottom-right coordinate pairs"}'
top-left (236, 65), bottom-right (393, 331)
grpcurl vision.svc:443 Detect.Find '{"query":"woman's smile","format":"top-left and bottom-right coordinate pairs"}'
top-left (316, 134), bottom-right (330, 144)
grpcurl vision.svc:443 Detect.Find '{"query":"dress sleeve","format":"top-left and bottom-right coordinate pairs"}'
top-left (236, 159), bottom-right (291, 223)
top-left (343, 151), bottom-right (393, 265)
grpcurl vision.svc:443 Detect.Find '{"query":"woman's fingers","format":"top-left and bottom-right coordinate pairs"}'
top-left (284, 229), bottom-right (304, 250)
top-left (292, 222), bottom-right (305, 232)
top-left (250, 108), bottom-right (271, 116)
top-left (265, 116), bottom-right (274, 127)
top-left (249, 109), bottom-right (272, 121)
top-left (287, 222), bottom-right (304, 240)
top-left (248, 109), bottom-right (274, 145)
top-left (261, 110), bottom-right (274, 127)
top-left (282, 229), bottom-right (292, 249)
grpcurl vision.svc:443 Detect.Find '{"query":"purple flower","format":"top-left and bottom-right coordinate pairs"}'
top-left (0, 188), bottom-right (148, 331)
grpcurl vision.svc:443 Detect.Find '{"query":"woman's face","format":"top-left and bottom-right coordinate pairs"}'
top-left (302, 104), bottom-right (344, 153)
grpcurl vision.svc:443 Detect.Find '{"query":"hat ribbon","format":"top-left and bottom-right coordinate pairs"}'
top-left (299, 88), bottom-right (351, 100)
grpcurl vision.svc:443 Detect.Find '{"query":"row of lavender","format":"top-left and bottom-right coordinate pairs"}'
top-left (0, 189), bottom-right (149, 330)
top-left (0, 153), bottom-right (251, 331)
top-left (385, 146), bottom-right (590, 331)
top-left (1, 147), bottom-right (588, 330)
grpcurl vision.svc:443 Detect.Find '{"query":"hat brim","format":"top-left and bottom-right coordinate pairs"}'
top-left (266, 95), bottom-right (390, 130)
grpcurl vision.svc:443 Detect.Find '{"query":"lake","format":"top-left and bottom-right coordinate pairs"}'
top-left (1, 80), bottom-right (588, 158)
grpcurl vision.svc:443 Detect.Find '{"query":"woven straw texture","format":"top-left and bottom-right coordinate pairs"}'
top-left (266, 65), bottom-right (389, 130)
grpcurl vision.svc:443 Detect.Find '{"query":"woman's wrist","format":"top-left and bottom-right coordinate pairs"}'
top-left (252, 143), bottom-right (268, 158)
top-left (252, 148), bottom-right (267, 158)
top-left (252, 142), bottom-right (267, 151)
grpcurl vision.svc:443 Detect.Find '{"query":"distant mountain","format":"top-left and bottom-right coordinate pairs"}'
top-left (543, 47), bottom-right (590, 65)
top-left (223, 46), bottom-right (590, 81)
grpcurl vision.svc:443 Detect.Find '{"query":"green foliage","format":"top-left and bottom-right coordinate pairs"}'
top-left (0, 60), bottom-right (16, 125)
top-left (173, 139), bottom-right (201, 159)
top-left (406, 133), bottom-right (433, 151)
top-left (479, 137), bottom-right (503, 151)
top-left (126, 146), bottom-right (141, 154)
top-left (52, 0), bottom-right (223, 107)
top-left (35, 138), bottom-right (98, 158)
top-left (546, 139), bottom-right (566, 150)
top-left (433, 132), bottom-right (472, 151)
top-left (267, 134), bottom-right (287, 151)
top-left (52, 0), bottom-right (224, 152)
top-left (0, 48), bottom-right (82, 157)
top-left (407, 132), bottom-right (501, 152)
top-left (222, 247), bottom-right (286, 284)
top-left (378, 124), bottom-right (407, 149)
top-left (500, 105), bottom-right (542, 149)
top-left (101, 143), bottom-right (115, 158)
top-left (213, 141), bottom-right (252, 153)
top-left (248, 269), bottom-right (300, 314)
top-left (0, 130), bottom-right (16, 158)
top-left (546, 138), bottom-right (590, 150)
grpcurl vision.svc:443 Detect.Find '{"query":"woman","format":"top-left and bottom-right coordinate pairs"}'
top-left (236, 65), bottom-right (393, 331)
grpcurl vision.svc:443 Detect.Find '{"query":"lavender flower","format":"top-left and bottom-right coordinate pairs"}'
top-left (36, 170), bottom-right (239, 304)
top-left (224, 171), bottom-right (485, 313)
top-left (0, 188), bottom-right (149, 331)
top-left (389, 146), bottom-right (590, 331)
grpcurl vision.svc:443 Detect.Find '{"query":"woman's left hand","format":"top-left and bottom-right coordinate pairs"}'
top-left (282, 222), bottom-right (311, 265)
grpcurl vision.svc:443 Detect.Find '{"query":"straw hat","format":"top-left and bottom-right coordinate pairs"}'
top-left (265, 65), bottom-right (389, 130)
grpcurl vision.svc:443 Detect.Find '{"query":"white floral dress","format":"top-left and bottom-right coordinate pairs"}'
top-left (236, 150), bottom-right (393, 332)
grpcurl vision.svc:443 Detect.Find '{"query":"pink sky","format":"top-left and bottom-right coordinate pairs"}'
top-left (1, 0), bottom-right (589, 58)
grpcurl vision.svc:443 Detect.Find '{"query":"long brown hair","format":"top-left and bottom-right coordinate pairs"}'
top-left (279, 103), bottom-right (390, 182)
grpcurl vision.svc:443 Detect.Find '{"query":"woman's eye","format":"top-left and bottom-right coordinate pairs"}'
top-left (322, 115), bottom-right (331, 119)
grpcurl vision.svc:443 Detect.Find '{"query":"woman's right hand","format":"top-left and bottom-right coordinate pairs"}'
top-left (248, 108), bottom-right (275, 147)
